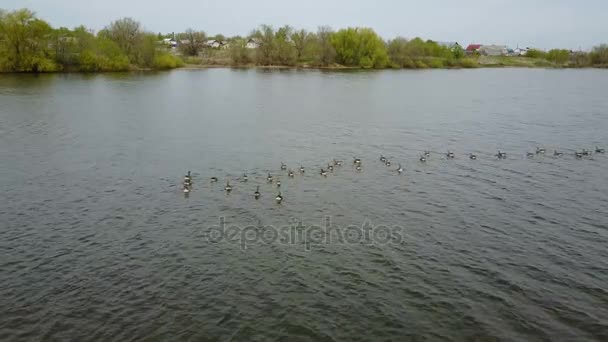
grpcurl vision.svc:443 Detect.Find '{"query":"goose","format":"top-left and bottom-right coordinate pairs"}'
top-left (526, 152), bottom-right (535, 158)
top-left (254, 186), bottom-right (260, 199)
top-left (496, 151), bottom-right (507, 159)
top-left (419, 155), bottom-right (427, 163)
top-left (469, 153), bottom-right (477, 160)
top-left (385, 159), bottom-right (391, 167)
top-left (424, 151), bottom-right (431, 157)
top-left (380, 155), bottom-right (387, 163)
top-left (275, 191), bottom-right (283, 204)
top-left (446, 151), bottom-right (455, 159)
top-left (288, 169), bottom-right (294, 177)
top-left (276, 180), bottom-right (281, 187)
top-left (210, 177), bottom-right (218, 183)
top-left (553, 150), bottom-right (563, 157)
top-left (183, 185), bottom-right (190, 194)
top-left (582, 149), bottom-right (592, 156)
top-left (353, 157), bottom-right (362, 165)
top-left (320, 168), bottom-right (327, 176)
top-left (299, 165), bottom-right (305, 173)
top-left (596, 146), bottom-right (605, 153)
top-left (333, 159), bottom-right (343, 166)
top-left (355, 164), bottom-right (362, 171)
top-left (536, 147), bottom-right (546, 154)
top-left (242, 173), bottom-right (248, 182)
top-left (396, 164), bottom-right (403, 173)
top-left (575, 151), bottom-right (584, 159)
top-left (267, 173), bottom-right (273, 182)
top-left (328, 164), bottom-right (334, 171)
top-left (184, 171), bottom-right (192, 182)
top-left (280, 162), bottom-right (287, 170)
top-left (224, 180), bottom-right (232, 192)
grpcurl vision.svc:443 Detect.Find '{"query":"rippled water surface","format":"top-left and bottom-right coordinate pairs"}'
top-left (1, 69), bottom-right (608, 341)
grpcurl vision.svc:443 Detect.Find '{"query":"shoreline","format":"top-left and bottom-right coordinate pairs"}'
top-left (1, 63), bottom-right (605, 75)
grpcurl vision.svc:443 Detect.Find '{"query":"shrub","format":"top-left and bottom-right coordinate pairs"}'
top-left (414, 60), bottom-right (428, 69)
top-left (153, 54), bottom-right (184, 70)
top-left (460, 58), bottom-right (478, 68)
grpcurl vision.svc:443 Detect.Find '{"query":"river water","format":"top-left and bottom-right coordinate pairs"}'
top-left (1, 69), bottom-right (607, 341)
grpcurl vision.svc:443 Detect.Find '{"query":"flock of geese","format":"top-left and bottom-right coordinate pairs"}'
top-left (180, 146), bottom-right (605, 202)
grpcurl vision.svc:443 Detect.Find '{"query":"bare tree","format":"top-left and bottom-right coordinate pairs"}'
top-left (103, 17), bottom-right (142, 61)
top-left (177, 28), bottom-right (206, 56)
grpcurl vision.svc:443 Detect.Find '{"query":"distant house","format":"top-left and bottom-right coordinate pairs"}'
top-left (480, 45), bottom-right (508, 56)
top-left (246, 38), bottom-right (260, 49)
top-left (204, 39), bottom-right (228, 49)
top-left (162, 38), bottom-right (177, 48)
top-left (437, 41), bottom-right (461, 51)
top-left (466, 44), bottom-right (482, 54)
top-left (514, 47), bottom-right (529, 56)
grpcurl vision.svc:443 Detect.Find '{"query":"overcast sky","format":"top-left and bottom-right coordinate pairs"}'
top-left (3, 0), bottom-right (607, 50)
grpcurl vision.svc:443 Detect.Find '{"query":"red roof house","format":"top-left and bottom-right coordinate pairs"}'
top-left (466, 44), bottom-right (482, 53)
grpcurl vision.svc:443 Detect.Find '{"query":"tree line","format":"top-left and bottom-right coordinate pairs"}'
top-left (0, 8), bottom-right (183, 72)
top-left (2, 8), bottom-right (607, 73)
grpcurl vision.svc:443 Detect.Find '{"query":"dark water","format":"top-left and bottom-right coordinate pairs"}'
top-left (1, 69), bottom-right (607, 341)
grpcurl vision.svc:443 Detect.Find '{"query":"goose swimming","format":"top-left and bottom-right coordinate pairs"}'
top-left (224, 180), bottom-right (232, 192)
top-left (276, 180), bottom-right (281, 187)
top-left (596, 146), bottom-right (605, 153)
top-left (254, 186), bottom-right (260, 199)
top-left (353, 157), bottom-right (362, 165)
top-left (275, 191), bottom-right (283, 204)
top-left (288, 169), bottom-right (295, 177)
top-left (582, 149), bottom-right (592, 156)
top-left (280, 163), bottom-right (287, 170)
top-left (575, 151), bottom-right (584, 159)
top-left (446, 151), bottom-right (455, 159)
top-left (242, 173), bottom-right (248, 182)
top-left (385, 159), bottom-right (391, 167)
top-left (469, 153), bottom-right (477, 160)
top-left (526, 152), bottom-right (535, 158)
top-left (536, 147), bottom-right (546, 154)
top-left (299, 165), bottom-right (305, 173)
top-left (396, 164), bottom-right (403, 173)
top-left (210, 177), bottom-right (218, 183)
top-left (424, 151), bottom-right (431, 157)
top-left (380, 155), bottom-right (387, 163)
top-left (267, 173), bottom-right (273, 182)
top-left (333, 159), bottom-right (343, 166)
top-left (328, 164), bottom-right (334, 171)
top-left (320, 168), bottom-right (327, 176)
top-left (496, 151), bottom-right (507, 159)
top-left (355, 164), bottom-right (362, 171)
top-left (553, 150), bottom-right (563, 157)
top-left (419, 155), bottom-right (427, 163)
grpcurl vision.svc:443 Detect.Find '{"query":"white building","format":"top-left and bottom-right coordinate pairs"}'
top-left (480, 45), bottom-right (508, 56)
top-left (246, 38), bottom-right (260, 49)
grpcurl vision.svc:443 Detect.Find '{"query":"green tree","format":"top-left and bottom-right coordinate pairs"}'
top-left (331, 27), bottom-right (387, 68)
top-left (228, 38), bottom-right (252, 65)
top-left (546, 49), bottom-right (570, 64)
top-left (253, 25), bottom-right (275, 65)
top-left (0, 8), bottom-right (58, 72)
top-left (274, 25), bottom-right (296, 65)
top-left (291, 29), bottom-right (316, 62)
top-left (590, 44), bottom-right (608, 65)
top-left (101, 17), bottom-right (142, 63)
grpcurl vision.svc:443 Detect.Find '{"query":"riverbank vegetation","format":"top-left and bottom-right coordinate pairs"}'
top-left (0, 9), bottom-right (182, 72)
top-left (1, 8), bottom-right (607, 73)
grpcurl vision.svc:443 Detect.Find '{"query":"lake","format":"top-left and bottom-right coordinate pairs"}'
top-left (1, 68), bottom-right (607, 341)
